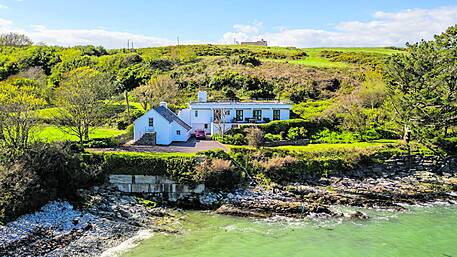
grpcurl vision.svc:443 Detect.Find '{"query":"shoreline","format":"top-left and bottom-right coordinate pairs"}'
top-left (1, 169), bottom-right (456, 256)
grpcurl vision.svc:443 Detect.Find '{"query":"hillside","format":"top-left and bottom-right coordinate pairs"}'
top-left (0, 43), bottom-right (403, 143)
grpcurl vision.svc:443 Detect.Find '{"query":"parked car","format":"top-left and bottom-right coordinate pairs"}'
top-left (195, 129), bottom-right (206, 140)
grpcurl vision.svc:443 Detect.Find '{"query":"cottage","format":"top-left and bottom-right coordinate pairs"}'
top-left (133, 102), bottom-right (191, 145)
top-left (133, 92), bottom-right (292, 145)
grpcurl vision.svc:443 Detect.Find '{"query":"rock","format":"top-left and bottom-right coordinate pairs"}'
top-left (345, 211), bottom-right (369, 220)
top-left (215, 204), bottom-right (270, 218)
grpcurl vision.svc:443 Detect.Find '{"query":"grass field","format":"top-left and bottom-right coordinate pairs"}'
top-left (229, 140), bottom-right (401, 153)
top-left (265, 47), bottom-right (403, 68)
top-left (34, 125), bottom-right (125, 142)
top-left (273, 140), bottom-right (400, 152)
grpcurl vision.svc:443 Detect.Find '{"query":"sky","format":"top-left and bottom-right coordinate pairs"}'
top-left (0, 0), bottom-right (456, 48)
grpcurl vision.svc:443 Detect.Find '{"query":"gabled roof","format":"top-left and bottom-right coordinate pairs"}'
top-left (154, 106), bottom-right (192, 131)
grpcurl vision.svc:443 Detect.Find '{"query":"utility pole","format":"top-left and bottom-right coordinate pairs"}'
top-left (177, 36), bottom-right (180, 46)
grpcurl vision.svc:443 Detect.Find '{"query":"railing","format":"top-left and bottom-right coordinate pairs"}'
top-left (145, 127), bottom-right (155, 133)
top-left (190, 98), bottom-right (291, 104)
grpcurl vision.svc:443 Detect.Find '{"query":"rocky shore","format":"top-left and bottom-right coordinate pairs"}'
top-left (1, 168), bottom-right (456, 256)
top-left (200, 169), bottom-right (457, 219)
top-left (0, 186), bottom-right (181, 257)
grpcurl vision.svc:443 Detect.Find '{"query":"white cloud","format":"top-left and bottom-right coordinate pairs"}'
top-left (222, 6), bottom-right (457, 47)
top-left (0, 19), bottom-right (204, 48)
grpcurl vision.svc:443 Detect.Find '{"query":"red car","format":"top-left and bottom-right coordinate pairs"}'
top-left (195, 129), bottom-right (206, 140)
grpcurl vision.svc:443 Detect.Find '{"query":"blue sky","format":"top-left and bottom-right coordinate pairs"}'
top-left (0, 0), bottom-right (456, 48)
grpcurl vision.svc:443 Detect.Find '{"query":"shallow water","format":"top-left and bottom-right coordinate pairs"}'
top-left (123, 205), bottom-right (457, 257)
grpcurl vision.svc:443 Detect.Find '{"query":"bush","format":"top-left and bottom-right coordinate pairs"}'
top-left (264, 133), bottom-right (282, 142)
top-left (194, 159), bottom-right (242, 190)
top-left (287, 127), bottom-right (307, 140)
top-left (256, 156), bottom-right (302, 182)
top-left (212, 133), bottom-right (246, 145)
top-left (83, 137), bottom-right (118, 148)
top-left (0, 143), bottom-right (101, 222)
top-left (312, 129), bottom-right (359, 144)
top-left (259, 119), bottom-right (320, 137)
top-left (245, 127), bottom-right (265, 148)
top-left (99, 152), bottom-right (197, 181)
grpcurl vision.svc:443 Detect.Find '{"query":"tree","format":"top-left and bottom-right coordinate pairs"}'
top-left (0, 78), bottom-right (46, 148)
top-left (213, 107), bottom-right (229, 137)
top-left (55, 67), bottom-right (116, 144)
top-left (359, 71), bottom-right (386, 109)
top-left (245, 127), bottom-right (265, 148)
top-left (116, 63), bottom-right (151, 123)
top-left (132, 75), bottom-right (180, 110)
top-left (384, 25), bottom-right (457, 149)
top-left (0, 32), bottom-right (33, 46)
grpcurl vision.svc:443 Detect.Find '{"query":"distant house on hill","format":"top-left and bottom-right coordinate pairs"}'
top-left (240, 39), bottom-right (267, 46)
top-left (133, 91), bottom-right (291, 145)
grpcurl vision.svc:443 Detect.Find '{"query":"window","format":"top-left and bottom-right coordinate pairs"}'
top-left (176, 130), bottom-right (181, 135)
top-left (225, 110), bottom-right (230, 116)
top-left (204, 124), bottom-right (208, 129)
top-left (253, 110), bottom-right (262, 121)
top-left (148, 118), bottom-right (154, 127)
top-left (236, 110), bottom-right (243, 121)
top-left (273, 110), bottom-right (280, 120)
top-left (195, 110), bottom-right (198, 117)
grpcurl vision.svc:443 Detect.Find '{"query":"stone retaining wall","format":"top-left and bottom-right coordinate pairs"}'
top-left (346, 155), bottom-right (457, 178)
top-left (109, 175), bottom-right (205, 201)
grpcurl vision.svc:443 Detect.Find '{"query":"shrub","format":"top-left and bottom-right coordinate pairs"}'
top-left (259, 119), bottom-right (320, 137)
top-left (234, 54), bottom-right (261, 66)
top-left (194, 159), bottom-right (242, 190)
top-left (287, 127), bottom-right (307, 140)
top-left (83, 137), bottom-right (118, 148)
top-left (264, 133), bottom-right (282, 142)
top-left (99, 152), bottom-right (197, 182)
top-left (257, 156), bottom-right (302, 182)
top-left (312, 129), bottom-right (359, 144)
top-left (245, 127), bottom-right (265, 148)
top-left (0, 143), bottom-right (102, 222)
top-left (212, 133), bottom-right (246, 145)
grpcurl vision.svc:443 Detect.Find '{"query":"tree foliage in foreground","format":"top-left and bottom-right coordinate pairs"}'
top-left (384, 25), bottom-right (457, 151)
top-left (0, 78), bottom-right (46, 148)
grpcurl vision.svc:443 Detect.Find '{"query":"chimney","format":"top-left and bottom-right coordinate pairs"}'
top-left (198, 91), bottom-right (207, 103)
top-left (160, 101), bottom-right (167, 108)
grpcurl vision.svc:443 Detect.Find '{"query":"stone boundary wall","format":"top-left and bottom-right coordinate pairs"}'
top-left (345, 155), bottom-right (457, 178)
top-left (109, 175), bottom-right (205, 201)
top-left (265, 139), bottom-right (309, 147)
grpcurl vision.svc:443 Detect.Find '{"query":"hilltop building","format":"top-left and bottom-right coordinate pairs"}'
top-left (240, 39), bottom-right (268, 46)
top-left (134, 91), bottom-right (291, 145)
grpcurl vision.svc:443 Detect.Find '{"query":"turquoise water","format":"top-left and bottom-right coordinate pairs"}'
top-left (123, 206), bottom-right (457, 257)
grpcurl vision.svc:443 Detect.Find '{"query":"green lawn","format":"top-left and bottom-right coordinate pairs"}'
top-left (34, 125), bottom-right (125, 142)
top-left (273, 140), bottom-right (400, 152)
top-left (229, 140), bottom-right (401, 153)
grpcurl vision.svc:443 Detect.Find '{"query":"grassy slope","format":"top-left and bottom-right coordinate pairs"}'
top-left (264, 47), bottom-right (402, 68)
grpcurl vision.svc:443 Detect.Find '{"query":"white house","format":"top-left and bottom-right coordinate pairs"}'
top-left (133, 92), bottom-right (292, 145)
top-left (134, 102), bottom-right (192, 145)
top-left (178, 91), bottom-right (292, 135)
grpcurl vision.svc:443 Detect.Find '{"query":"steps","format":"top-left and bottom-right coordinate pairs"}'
top-left (134, 132), bottom-right (156, 145)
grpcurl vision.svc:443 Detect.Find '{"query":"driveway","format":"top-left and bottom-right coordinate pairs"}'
top-left (91, 138), bottom-right (227, 153)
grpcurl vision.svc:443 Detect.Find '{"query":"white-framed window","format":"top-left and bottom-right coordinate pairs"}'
top-left (273, 109), bottom-right (280, 120)
top-left (195, 110), bottom-right (198, 117)
top-left (253, 110), bottom-right (262, 121)
top-left (225, 110), bottom-right (230, 115)
top-left (148, 118), bottom-right (154, 127)
top-left (176, 130), bottom-right (181, 135)
top-left (204, 124), bottom-right (208, 129)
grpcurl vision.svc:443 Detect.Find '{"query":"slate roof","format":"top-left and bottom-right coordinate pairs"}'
top-left (154, 106), bottom-right (192, 131)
